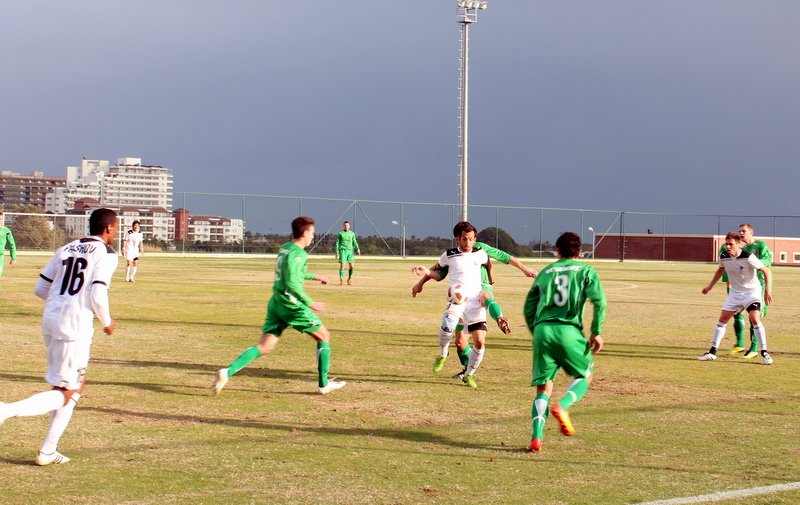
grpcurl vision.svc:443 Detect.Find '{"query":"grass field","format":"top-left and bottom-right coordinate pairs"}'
top-left (1, 254), bottom-right (799, 505)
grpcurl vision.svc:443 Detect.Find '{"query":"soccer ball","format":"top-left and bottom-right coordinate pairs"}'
top-left (447, 283), bottom-right (466, 305)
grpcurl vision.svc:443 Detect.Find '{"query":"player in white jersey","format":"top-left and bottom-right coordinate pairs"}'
top-left (412, 221), bottom-right (489, 388)
top-left (0, 208), bottom-right (118, 465)
top-left (699, 232), bottom-right (773, 365)
top-left (124, 220), bottom-right (144, 282)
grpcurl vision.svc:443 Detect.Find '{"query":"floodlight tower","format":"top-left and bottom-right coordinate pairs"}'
top-left (456, 0), bottom-right (488, 222)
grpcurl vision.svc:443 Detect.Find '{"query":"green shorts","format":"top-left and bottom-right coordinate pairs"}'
top-left (338, 250), bottom-right (355, 264)
top-left (261, 296), bottom-right (323, 336)
top-left (531, 323), bottom-right (594, 386)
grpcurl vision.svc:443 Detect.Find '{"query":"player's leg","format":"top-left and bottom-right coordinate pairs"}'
top-left (347, 261), bottom-right (354, 284)
top-left (551, 326), bottom-right (597, 437)
top-left (462, 324), bottom-right (486, 388)
top-left (745, 290), bottom-right (767, 356)
top-left (747, 306), bottom-right (772, 365)
top-left (480, 289), bottom-right (510, 335)
top-left (700, 309), bottom-right (736, 360)
top-left (125, 258), bottom-right (133, 281)
top-left (434, 306), bottom-right (462, 373)
top-left (130, 258), bottom-right (139, 281)
top-left (529, 326), bottom-right (558, 452)
top-left (452, 324), bottom-right (471, 378)
top-left (530, 383), bottom-right (553, 452)
top-left (338, 256), bottom-right (345, 285)
top-left (308, 325), bottom-right (346, 394)
top-left (731, 312), bottom-right (746, 353)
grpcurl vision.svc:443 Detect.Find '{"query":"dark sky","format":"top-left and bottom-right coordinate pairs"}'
top-left (2, 1), bottom-right (799, 216)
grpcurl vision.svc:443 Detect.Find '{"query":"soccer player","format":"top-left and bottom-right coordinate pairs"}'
top-left (334, 220), bottom-right (360, 285)
top-left (525, 231), bottom-right (606, 452)
top-left (212, 216), bottom-right (346, 395)
top-left (735, 223), bottom-right (773, 358)
top-left (412, 241), bottom-right (537, 377)
top-left (700, 231), bottom-right (773, 365)
top-left (0, 209), bottom-right (17, 278)
top-left (0, 208), bottom-right (118, 465)
top-left (124, 220), bottom-right (144, 282)
top-left (411, 221), bottom-right (490, 388)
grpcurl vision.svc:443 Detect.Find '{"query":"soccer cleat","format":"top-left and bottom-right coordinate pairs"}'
top-left (211, 368), bottom-right (229, 395)
top-left (698, 352), bottom-right (717, 361)
top-left (451, 367), bottom-right (468, 379)
top-left (318, 379), bottom-right (347, 395)
top-left (339, 280), bottom-right (344, 286)
top-left (347, 279), bottom-right (352, 285)
top-left (462, 374), bottom-right (477, 389)
top-left (496, 316), bottom-right (511, 335)
top-left (550, 404), bottom-right (575, 436)
top-left (35, 451), bottom-right (70, 466)
top-left (742, 350), bottom-right (758, 359)
top-left (729, 346), bottom-right (745, 355)
top-left (432, 356), bottom-right (447, 373)
top-left (761, 351), bottom-right (773, 365)
top-left (528, 437), bottom-right (543, 452)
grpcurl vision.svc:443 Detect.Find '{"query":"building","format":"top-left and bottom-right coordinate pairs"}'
top-left (593, 233), bottom-right (800, 266)
top-left (172, 209), bottom-right (244, 244)
top-left (46, 157), bottom-right (173, 214)
top-left (0, 170), bottom-right (66, 210)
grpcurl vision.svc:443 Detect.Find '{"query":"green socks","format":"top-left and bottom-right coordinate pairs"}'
top-left (348, 267), bottom-right (353, 280)
top-left (339, 268), bottom-right (344, 281)
top-left (532, 393), bottom-right (550, 439)
top-left (485, 298), bottom-right (503, 321)
top-left (559, 377), bottom-right (590, 410)
top-left (457, 345), bottom-right (471, 367)
top-left (733, 313), bottom-right (745, 347)
top-left (228, 346), bottom-right (262, 377)
top-left (317, 342), bottom-right (330, 388)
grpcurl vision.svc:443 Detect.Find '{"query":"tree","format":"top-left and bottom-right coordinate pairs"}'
top-left (477, 227), bottom-right (521, 256)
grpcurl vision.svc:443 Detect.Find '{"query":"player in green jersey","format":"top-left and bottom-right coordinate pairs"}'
top-left (335, 220), bottom-right (360, 285)
top-left (212, 216), bottom-right (346, 395)
top-left (524, 232), bottom-right (606, 452)
top-left (411, 241), bottom-right (537, 377)
top-left (737, 224), bottom-right (772, 358)
top-left (0, 210), bottom-right (18, 279)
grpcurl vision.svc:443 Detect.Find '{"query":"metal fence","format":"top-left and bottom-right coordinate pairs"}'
top-left (4, 193), bottom-right (800, 259)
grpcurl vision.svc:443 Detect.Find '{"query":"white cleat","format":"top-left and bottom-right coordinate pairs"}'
top-left (212, 368), bottom-right (229, 395)
top-left (761, 352), bottom-right (774, 365)
top-left (698, 353), bottom-right (717, 361)
top-left (318, 379), bottom-right (347, 395)
top-left (35, 451), bottom-right (70, 466)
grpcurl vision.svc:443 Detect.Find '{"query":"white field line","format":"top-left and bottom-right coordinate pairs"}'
top-left (637, 481), bottom-right (800, 504)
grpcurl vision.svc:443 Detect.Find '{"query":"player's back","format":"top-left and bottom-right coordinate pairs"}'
top-left (40, 237), bottom-right (118, 341)
top-left (528, 258), bottom-right (603, 329)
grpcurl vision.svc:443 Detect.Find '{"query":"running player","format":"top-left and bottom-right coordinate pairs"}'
top-left (212, 216), bottom-right (346, 395)
top-left (334, 220), bottom-right (360, 285)
top-left (525, 231), bottom-right (606, 452)
top-left (0, 209), bottom-right (17, 279)
top-left (700, 231), bottom-right (773, 365)
top-left (124, 220), bottom-right (144, 282)
top-left (0, 208), bottom-right (118, 465)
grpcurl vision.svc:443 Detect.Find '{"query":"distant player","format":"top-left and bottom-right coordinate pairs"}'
top-left (212, 216), bottom-right (346, 395)
top-left (700, 232), bottom-right (773, 365)
top-left (412, 241), bottom-right (537, 378)
top-left (0, 208), bottom-right (118, 465)
top-left (124, 220), bottom-right (144, 282)
top-left (334, 220), bottom-right (360, 285)
top-left (525, 231), bottom-right (606, 452)
top-left (0, 209), bottom-right (17, 278)
top-left (736, 223), bottom-right (772, 359)
top-left (411, 221), bottom-right (489, 389)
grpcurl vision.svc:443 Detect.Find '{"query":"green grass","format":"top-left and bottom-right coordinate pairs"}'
top-left (1, 254), bottom-right (799, 505)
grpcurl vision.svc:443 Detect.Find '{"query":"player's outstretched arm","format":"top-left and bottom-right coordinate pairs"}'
top-left (509, 257), bottom-right (537, 278)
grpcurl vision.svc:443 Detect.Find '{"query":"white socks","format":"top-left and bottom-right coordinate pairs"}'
top-left (466, 346), bottom-right (485, 376)
top-left (1, 390), bottom-right (64, 420)
top-left (711, 323), bottom-right (726, 348)
top-left (753, 323), bottom-right (767, 350)
top-left (41, 393), bottom-right (79, 454)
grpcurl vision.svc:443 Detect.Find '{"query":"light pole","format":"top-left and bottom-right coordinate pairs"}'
top-left (457, 0), bottom-right (488, 222)
top-left (588, 227), bottom-right (596, 259)
top-left (391, 220), bottom-right (406, 258)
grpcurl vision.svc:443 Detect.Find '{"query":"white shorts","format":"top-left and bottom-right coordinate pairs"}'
top-left (125, 248), bottom-right (140, 262)
top-left (44, 336), bottom-right (91, 390)
top-left (722, 288), bottom-right (762, 313)
top-left (445, 297), bottom-right (487, 329)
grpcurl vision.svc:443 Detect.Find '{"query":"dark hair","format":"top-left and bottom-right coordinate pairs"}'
top-left (725, 231), bottom-right (741, 242)
top-left (343, 220), bottom-right (350, 224)
top-left (132, 220), bottom-right (141, 227)
top-left (89, 208), bottom-right (118, 235)
top-left (452, 221), bottom-right (477, 238)
top-left (555, 231), bottom-right (582, 259)
top-left (291, 216), bottom-right (315, 239)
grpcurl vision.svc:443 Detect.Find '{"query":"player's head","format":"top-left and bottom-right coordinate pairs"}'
top-left (132, 220), bottom-right (141, 231)
top-left (738, 223), bottom-right (754, 243)
top-left (89, 208), bottom-right (119, 244)
top-left (343, 220), bottom-right (350, 231)
top-left (725, 231), bottom-right (742, 254)
top-left (291, 216), bottom-right (316, 245)
top-left (453, 221), bottom-right (477, 252)
top-left (555, 232), bottom-right (582, 259)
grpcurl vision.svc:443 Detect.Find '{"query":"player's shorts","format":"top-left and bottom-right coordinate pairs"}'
top-left (722, 288), bottom-right (762, 314)
top-left (531, 322), bottom-right (594, 386)
top-left (338, 250), bottom-right (355, 264)
top-left (261, 296), bottom-right (323, 336)
top-left (444, 296), bottom-right (487, 329)
top-left (44, 335), bottom-right (90, 390)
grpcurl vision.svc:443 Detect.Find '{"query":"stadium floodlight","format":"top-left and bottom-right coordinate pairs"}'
top-left (391, 220), bottom-right (406, 258)
top-left (456, 0), bottom-right (488, 221)
top-left (588, 227), bottom-right (596, 259)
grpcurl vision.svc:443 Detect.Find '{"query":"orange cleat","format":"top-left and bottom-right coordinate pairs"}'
top-left (551, 404), bottom-right (575, 436)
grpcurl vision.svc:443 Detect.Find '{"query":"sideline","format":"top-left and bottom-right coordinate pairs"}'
top-left (637, 481), bottom-right (800, 504)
